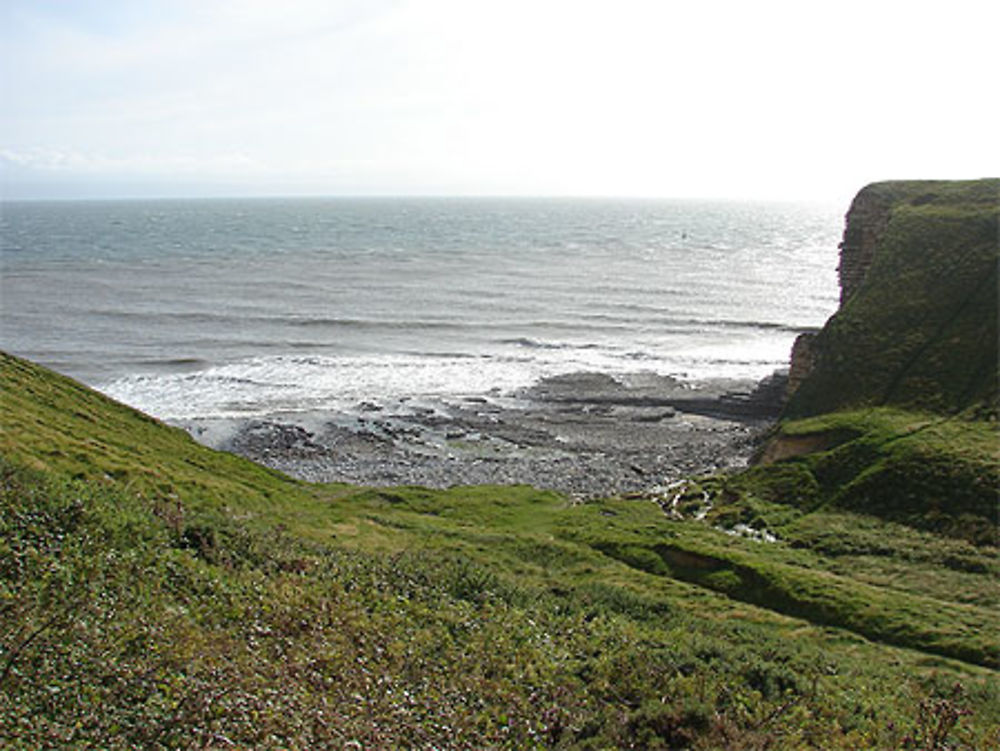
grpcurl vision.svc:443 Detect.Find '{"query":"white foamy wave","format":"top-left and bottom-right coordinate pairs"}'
top-left (99, 332), bottom-right (795, 421)
top-left (666, 333), bottom-right (797, 381)
top-left (100, 353), bottom-right (558, 420)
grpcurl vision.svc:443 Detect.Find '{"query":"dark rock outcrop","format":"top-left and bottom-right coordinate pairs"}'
top-left (786, 332), bottom-right (818, 398)
top-left (836, 185), bottom-right (896, 304)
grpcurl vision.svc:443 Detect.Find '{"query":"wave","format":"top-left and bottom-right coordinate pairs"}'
top-left (87, 309), bottom-right (468, 331)
top-left (89, 309), bottom-right (279, 325)
top-left (399, 350), bottom-right (484, 360)
top-left (693, 318), bottom-right (811, 334)
top-left (100, 353), bottom-right (553, 420)
top-left (578, 310), bottom-right (809, 334)
top-left (290, 317), bottom-right (468, 331)
top-left (97, 333), bottom-right (800, 421)
top-left (498, 337), bottom-right (600, 351)
top-left (131, 356), bottom-right (209, 368)
top-left (75, 301), bottom-right (812, 345)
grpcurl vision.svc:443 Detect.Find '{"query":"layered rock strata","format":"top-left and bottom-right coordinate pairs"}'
top-left (837, 185), bottom-right (895, 304)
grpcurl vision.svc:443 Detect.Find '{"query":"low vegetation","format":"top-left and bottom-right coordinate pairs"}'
top-left (2, 353), bottom-right (998, 749)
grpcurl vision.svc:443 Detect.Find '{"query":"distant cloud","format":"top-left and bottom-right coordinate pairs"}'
top-left (0, 148), bottom-right (259, 175)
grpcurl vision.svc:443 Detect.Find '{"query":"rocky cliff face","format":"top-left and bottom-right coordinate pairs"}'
top-left (785, 332), bottom-right (817, 398)
top-left (785, 186), bottom-right (893, 399)
top-left (836, 185), bottom-right (896, 304)
top-left (784, 179), bottom-right (1000, 417)
top-left (786, 185), bottom-right (894, 399)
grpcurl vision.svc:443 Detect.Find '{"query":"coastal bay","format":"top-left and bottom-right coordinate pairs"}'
top-left (2, 180), bottom-right (998, 747)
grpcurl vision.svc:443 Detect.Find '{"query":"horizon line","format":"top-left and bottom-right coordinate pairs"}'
top-left (1, 191), bottom-right (847, 205)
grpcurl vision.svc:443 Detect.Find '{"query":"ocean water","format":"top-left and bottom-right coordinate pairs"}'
top-left (1, 197), bottom-right (842, 421)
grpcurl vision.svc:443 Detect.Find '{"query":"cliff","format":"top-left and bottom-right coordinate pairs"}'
top-left (754, 180), bottom-right (999, 546)
top-left (785, 178), bottom-right (999, 417)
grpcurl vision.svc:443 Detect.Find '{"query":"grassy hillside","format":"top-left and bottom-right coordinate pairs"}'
top-left (2, 353), bottom-right (999, 748)
top-left (786, 179), bottom-right (999, 418)
top-left (0, 352), bottom-right (308, 512)
top-left (754, 408), bottom-right (999, 545)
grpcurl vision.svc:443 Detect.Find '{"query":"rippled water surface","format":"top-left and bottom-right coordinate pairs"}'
top-left (1, 197), bottom-right (841, 419)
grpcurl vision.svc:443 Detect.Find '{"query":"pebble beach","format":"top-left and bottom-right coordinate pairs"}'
top-left (190, 370), bottom-right (787, 499)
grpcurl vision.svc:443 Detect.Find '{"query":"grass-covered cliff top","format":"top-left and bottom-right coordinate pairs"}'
top-left (786, 178), bottom-right (999, 418)
top-left (3, 351), bottom-right (999, 748)
top-left (845, 178), bottom-right (1000, 209)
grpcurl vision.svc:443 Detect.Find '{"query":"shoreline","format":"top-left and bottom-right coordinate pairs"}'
top-left (184, 370), bottom-right (787, 499)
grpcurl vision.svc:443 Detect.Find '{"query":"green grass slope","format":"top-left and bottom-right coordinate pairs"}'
top-left (0, 351), bottom-right (303, 509)
top-left (2, 353), bottom-right (999, 748)
top-left (755, 408), bottom-right (999, 545)
top-left (0, 351), bottom-right (344, 542)
top-left (786, 178), bottom-right (999, 418)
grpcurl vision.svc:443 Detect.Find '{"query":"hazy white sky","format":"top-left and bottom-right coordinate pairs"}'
top-left (2, 0), bottom-right (997, 202)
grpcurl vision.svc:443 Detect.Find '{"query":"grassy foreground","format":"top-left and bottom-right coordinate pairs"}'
top-left (2, 352), bottom-right (998, 749)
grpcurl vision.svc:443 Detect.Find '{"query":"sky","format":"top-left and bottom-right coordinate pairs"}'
top-left (2, 0), bottom-right (998, 203)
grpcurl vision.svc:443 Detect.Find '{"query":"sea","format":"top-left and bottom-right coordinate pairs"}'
top-left (1, 197), bottom-right (842, 422)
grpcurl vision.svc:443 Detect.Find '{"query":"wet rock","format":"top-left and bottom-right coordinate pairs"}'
top-left (632, 408), bottom-right (676, 422)
top-left (209, 371), bottom-right (779, 500)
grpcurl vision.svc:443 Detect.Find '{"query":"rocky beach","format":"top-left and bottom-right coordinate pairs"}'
top-left (188, 370), bottom-right (788, 498)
